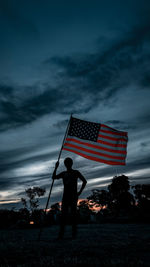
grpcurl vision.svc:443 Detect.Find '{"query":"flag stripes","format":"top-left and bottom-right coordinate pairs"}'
top-left (97, 139), bottom-right (127, 148)
top-left (62, 117), bottom-right (128, 165)
top-left (65, 138), bottom-right (127, 154)
top-left (98, 134), bottom-right (127, 142)
top-left (100, 129), bottom-right (127, 136)
top-left (63, 147), bottom-right (126, 165)
top-left (64, 142), bottom-right (125, 160)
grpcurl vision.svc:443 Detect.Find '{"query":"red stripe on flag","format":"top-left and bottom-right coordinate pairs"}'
top-left (64, 142), bottom-right (126, 160)
top-left (66, 138), bottom-right (127, 154)
top-left (101, 124), bottom-right (128, 136)
top-left (97, 139), bottom-right (127, 148)
top-left (63, 147), bottom-right (126, 165)
top-left (100, 129), bottom-right (128, 136)
top-left (98, 134), bottom-right (127, 142)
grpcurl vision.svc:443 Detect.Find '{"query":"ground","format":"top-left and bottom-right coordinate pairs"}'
top-left (0, 224), bottom-right (150, 266)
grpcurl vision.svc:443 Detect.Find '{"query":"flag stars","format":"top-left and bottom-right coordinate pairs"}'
top-left (68, 117), bottom-right (100, 142)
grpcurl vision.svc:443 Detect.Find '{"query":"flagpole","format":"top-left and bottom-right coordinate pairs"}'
top-left (38, 114), bottom-right (72, 241)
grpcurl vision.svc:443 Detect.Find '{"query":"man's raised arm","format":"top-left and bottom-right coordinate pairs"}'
top-left (77, 172), bottom-right (87, 197)
top-left (52, 161), bottom-right (61, 180)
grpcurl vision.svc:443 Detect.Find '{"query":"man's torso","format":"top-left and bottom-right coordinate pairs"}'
top-left (61, 169), bottom-right (79, 202)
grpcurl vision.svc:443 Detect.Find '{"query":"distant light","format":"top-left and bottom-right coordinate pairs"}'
top-left (43, 208), bottom-right (51, 212)
top-left (30, 221), bottom-right (34, 225)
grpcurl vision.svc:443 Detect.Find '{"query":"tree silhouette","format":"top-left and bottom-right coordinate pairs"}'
top-left (132, 184), bottom-right (150, 217)
top-left (21, 187), bottom-right (46, 213)
top-left (87, 189), bottom-right (110, 209)
top-left (108, 175), bottom-right (135, 214)
top-left (108, 175), bottom-right (129, 197)
top-left (132, 184), bottom-right (150, 201)
top-left (87, 175), bottom-right (135, 218)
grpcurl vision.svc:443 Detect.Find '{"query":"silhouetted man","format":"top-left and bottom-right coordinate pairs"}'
top-left (52, 157), bottom-right (87, 239)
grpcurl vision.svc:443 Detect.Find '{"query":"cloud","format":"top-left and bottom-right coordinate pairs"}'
top-left (49, 26), bottom-right (150, 94)
top-left (0, 16), bottom-right (150, 132)
top-left (43, 22), bottom-right (150, 118)
top-left (0, 0), bottom-right (38, 39)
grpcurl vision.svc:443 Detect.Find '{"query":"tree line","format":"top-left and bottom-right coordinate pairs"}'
top-left (0, 175), bottom-right (150, 228)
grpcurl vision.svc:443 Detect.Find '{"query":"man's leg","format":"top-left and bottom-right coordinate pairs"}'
top-left (71, 201), bottom-right (77, 238)
top-left (58, 202), bottom-right (68, 239)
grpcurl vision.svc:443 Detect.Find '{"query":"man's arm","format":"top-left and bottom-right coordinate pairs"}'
top-left (52, 161), bottom-right (63, 180)
top-left (77, 171), bottom-right (87, 197)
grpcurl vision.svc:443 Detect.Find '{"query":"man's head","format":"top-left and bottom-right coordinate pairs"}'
top-left (64, 157), bottom-right (73, 170)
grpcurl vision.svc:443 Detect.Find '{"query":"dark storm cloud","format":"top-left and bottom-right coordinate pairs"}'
top-left (0, 84), bottom-right (34, 130)
top-left (0, 81), bottom-right (95, 131)
top-left (140, 142), bottom-right (149, 148)
top-left (0, 0), bottom-right (150, 131)
top-left (49, 23), bottom-right (150, 90)
top-left (53, 119), bottom-right (69, 129)
top-left (0, 144), bottom-right (57, 180)
top-left (0, 0), bottom-right (38, 38)
top-left (0, 83), bottom-right (60, 130)
top-left (0, 146), bottom-right (56, 173)
top-left (1, 19), bottom-right (150, 132)
top-left (42, 23), bottom-right (150, 122)
top-left (106, 120), bottom-right (134, 128)
top-left (0, 174), bottom-right (50, 191)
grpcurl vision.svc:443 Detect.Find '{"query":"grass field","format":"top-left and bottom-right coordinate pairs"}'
top-left (0, 224), bottom-right (150, 266)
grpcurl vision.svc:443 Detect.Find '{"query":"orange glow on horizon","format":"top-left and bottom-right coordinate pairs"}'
top-left (43, 208), bottom-right (51, 212)
top-left (77, 199), bottom-right (105, 212)
top-left (44, 199), bottom-right (106, 212)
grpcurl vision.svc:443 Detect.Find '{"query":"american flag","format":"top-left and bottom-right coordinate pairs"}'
top-left (62, 117), bottom-right (128, 165)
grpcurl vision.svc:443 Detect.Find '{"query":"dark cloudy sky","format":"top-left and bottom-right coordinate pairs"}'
top-left (0, 0), bottom-right (150, 209)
